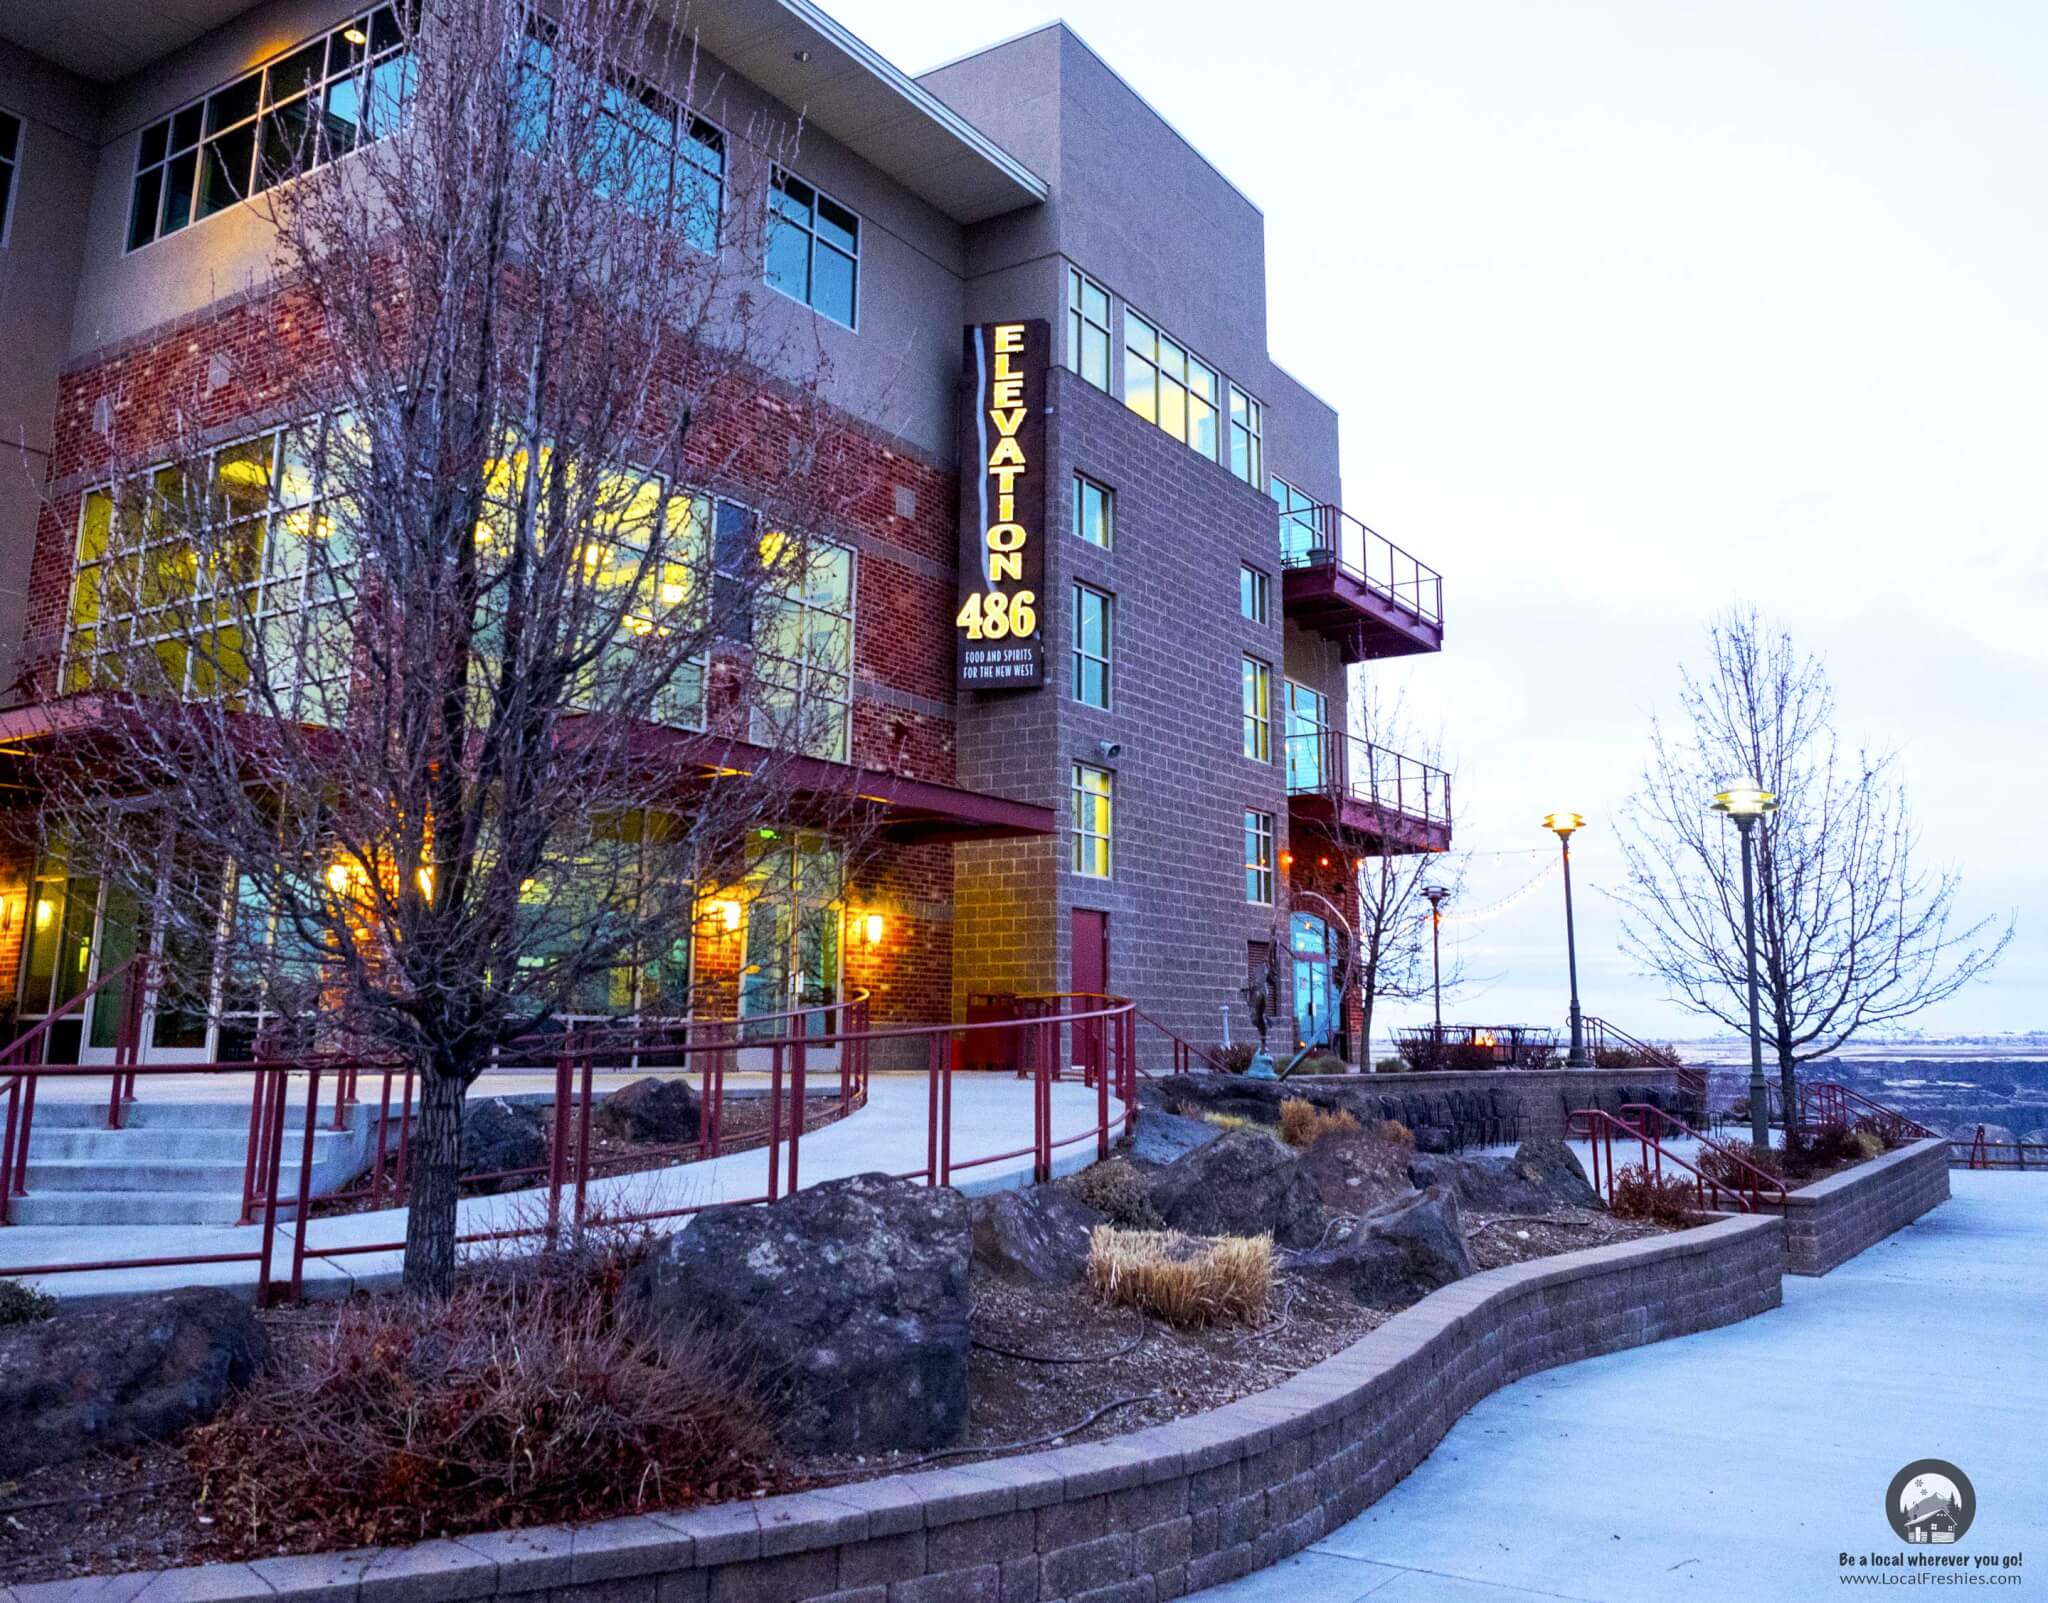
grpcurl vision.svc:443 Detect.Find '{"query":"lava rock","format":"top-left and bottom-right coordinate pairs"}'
top-left (1288, 1184), bottom-right (1474, 1309)
top-left (1145, 1128), bottom-right (1326, 1248)
top-left (1127, 1108), bottom-right (1223, 1167)
top-left (1296, 1128), bottom-right (1419, 1215)
top-left (628, 1172), bottom-right (970, 1452)
top-left (595, 1076), bottom-right (701, 1144)
top-left (1410, 1124), bottom-right (1455, 1155)
top-left (461, 1097), bottom-right (548, 1191)
top-left (0, 1289), bottom-right (269, 1475)
top-left (970, 1185), bottom-right (1104, 1284)
top-left (1408, 1138), bottom-right (1599, 1212)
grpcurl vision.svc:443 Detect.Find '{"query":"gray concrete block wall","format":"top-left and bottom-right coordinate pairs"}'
top-left (44, 1215), bottom-right (1785, 1603)
top-left (1288, 1066), bottom-right (1685, 1143)
top-left (1772, 1137), bottom-right (1951, 1276)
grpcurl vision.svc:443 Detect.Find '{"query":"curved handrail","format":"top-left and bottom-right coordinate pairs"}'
top-left (1616, 1103), bottom-right (1788, 1209)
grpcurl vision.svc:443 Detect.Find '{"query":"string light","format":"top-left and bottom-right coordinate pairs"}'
top-left (1433, 857), bottom-right (1560, 926)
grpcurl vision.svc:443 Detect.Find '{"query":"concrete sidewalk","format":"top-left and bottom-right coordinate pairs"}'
top-left (1190, 1169), bottom-right (2047, 1602)
top-left (0, 1070), bottom-right (1111, 1301)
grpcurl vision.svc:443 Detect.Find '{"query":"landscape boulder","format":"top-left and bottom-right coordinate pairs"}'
top-left (1288, 1184), bottom-right (1474, 1309)
top-left (0, 1288), bottom-right (269, 1475)
top-left (1296, 1127), bottom-right (1419, 1215)
top-left (628, 1172), bottom-right (970, 1452)
top-left (1145, 1128), bottom-right (1326, 1248)
top-left (595, 1076), bottom-right (701, 1144)
top-left (1126, 1107), bottom-right (1223, 1167)
top-left (1408, 1137), bottom-right (1600, 1213)
top-left (461, 1097), bottom-right (548, 1191)
top-left (970, 1185), bottom-right (1104, 1284)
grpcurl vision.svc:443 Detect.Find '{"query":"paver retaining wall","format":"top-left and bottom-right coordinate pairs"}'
top-left (1771, 1136), bottom-right (1951, 1276)
top-left (29, 1213), bottom-right (1784, 1603)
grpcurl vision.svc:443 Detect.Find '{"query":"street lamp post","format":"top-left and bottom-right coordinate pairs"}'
top-left (1712, 778), bottom-right (1779, 1149)
top-left (1542, 813), bottom-right (1591, 1068)
top-left (1422, 885), bottom-right (1450, 1039)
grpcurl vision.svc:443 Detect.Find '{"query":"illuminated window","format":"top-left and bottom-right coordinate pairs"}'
top-left (1273, 477), bottom-right (1318, 565)
top-left (767, 168), bottom-right (859, 328)
top-left (1229, 385), bottom-right (1264, 488)
top-left (751, 535), bottom-right (854, 760)
top-left (1072, 763), bottom-right (1113, 878)
top-left (1068, 268), bottom-right (1112, 391)
top-left (1242, 656), bottom-right (1272, 763)
top-left (1240, 564), bottom-right (1269, 624)
top-left (1072, 583), bottom-right (1111, 709)
top-left (1073, 474), bottom-right (1113, 549)
top-left (127, 5), bottom-right (411, 252)
top-left (513, 20), bottom-right (725, 250)
top-left (0, 110), bottom-right (20, 247)
top-left (1245, 810), bottom-right (1275, 904)
top-left (1124, 311), bottom-right (1218, 459)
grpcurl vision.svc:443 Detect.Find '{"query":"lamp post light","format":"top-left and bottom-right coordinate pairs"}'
top-left (1422, 885), bottom-right (1450, 1039)
top-left (1541, 812), bottom-right (1591, 1068)
top-left (1712, 777), bottom-right (1779, 1149)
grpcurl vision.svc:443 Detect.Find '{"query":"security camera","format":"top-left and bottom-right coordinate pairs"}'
top-left (1098, 740), bottom-right (1123, 760)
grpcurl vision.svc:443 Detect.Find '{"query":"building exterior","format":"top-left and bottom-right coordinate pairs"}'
top-left (0, 0), bottom-right (1449, 1070)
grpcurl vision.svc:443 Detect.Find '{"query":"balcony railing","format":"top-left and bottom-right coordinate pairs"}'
top-left (1285, 728), bottom-right (1452, 851)
top-left (1280, 501), bottom-right (1443, 633)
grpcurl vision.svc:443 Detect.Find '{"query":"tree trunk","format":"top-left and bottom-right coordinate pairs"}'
top-left (1778, 1046), bottom-right (1800, 1146)
top-left (1360, 990), bottom-right (1377, 1070)
top-left (403, 1064), bottom-right (467, 1297)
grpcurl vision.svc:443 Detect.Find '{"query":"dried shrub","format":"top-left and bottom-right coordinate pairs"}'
top-left (1445, 1040), bottom-right (1496, 1072)
top-left (1065, 1157), bottom-right (1165, 1230)
top-left (1850, 1128), bottom-right (1886, 1160)
top-left (1278, 1099), bottom-right (1360, 1149)
top-left (1853, 1115), bottom-right (1901, 1152)
top-left (1593, 1043), bottom-right (1680, 1069)
top-left (1297, 1052), bottom-right (1345, 1077)
top-left (0, 1278), bottom-right (56, 1326)
top-left (187, 1239), bottom-right (773, 1548)
top-left (1203, 1112), bottom-right (1257, 1134)
top-left (1374, 1057), bottom-right (1407, 1074)
top-left (1697, 1138), bottom-right (1785, 1196)
top-left (1213, 1043), bottom-right (1257, 1076)
top-left (1086, 1227), bottom-right (1272, 1328)
top-left (1379, 1118), bottom-right (1416, 1148)
top-left (1608, 1163), bottom-right (1698, 1227)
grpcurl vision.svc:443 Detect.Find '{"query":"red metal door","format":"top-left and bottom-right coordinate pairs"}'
top-left (1072, 909), bottom-right (1109, 1082)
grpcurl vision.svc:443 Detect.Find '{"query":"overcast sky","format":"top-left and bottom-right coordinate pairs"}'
top-left (821, 0), bottom-right (2045, 1043)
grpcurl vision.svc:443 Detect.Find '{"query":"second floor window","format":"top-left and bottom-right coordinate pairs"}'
top-left (128, 5), bottom-right (410, 252)
top-left (1068, 268), bottom-right (1112, 391)
top-left (1245, 810), bottom-right (1275, 904)
top-left (1124, 312), bottom-right (1218, 459)
top-left (1072, 763), bottom-right (1113, 878)
top-left (1229, 386), bottom-right (1264, 487)
top-left (752, 536), bottom-right (854, 760)
top-left (1072, 584), bottom-right (1111, 709)
top-left (1242, 656), bottom-right (1272, 762)
top-left (1074, 475), bottom-right (1113, 549)
top-left (0, 111), bottom-right (20, 246)
top-left (1240, 564), bottom-right (1269, 624)
top-left (1274, 477), bottom-right (1318, 565)
top-left (767, 170), bottom-right (859, 328)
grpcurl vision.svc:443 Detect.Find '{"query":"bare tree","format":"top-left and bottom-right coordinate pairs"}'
top-left (1612, 610), bottom-right (2012, 1119)
top-left (35, 0), bottom-right (877, 1292)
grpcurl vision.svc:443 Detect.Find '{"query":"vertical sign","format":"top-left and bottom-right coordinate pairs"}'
top-left (955, 319), bottom-right (1049, 690)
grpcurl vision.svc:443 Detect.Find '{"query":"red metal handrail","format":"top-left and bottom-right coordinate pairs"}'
top-left (1799, 1081), bottom-right (1936, 1143)
top-left (1568, 1105), bottom-right (1769, 1215)
top-left (1131, 1008), bottom-right (1217, 1076)
top-left (1616, 1103), bottom-right (1788, 1211)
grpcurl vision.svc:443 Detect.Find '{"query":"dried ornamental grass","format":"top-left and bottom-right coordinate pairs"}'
top-left (1277, 1099), bottom-right (1360, 1149)
top-left (1086, 1226), bottom-right (1272, 1328)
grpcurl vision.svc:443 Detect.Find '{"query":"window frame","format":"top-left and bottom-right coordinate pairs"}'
top-left (1241, 655), bottom-right (1273, 764)
top-left (1073, 474), bottom-right (1113, 550)
top-left (1071, 581), bottom-right (1112, 710)
top-left (1244, 809), bottom-right (1276, 905)
top-left (765, 165), bottom-right (861, 330)
top-left (1123, 308), bottom-right (1224, 460)
top-left (1240, 563), bottom-right (1269, 624)
top-left (1071, 762), bottom-right (1114, 879)
top-left (0, 107), bottom-right (22, 248)
top-left (1273, 476), bottom-right (1318, 564)
top-left (1067, 267), bottom-right (1113, 392)
top-left (747, 530), bottom-right (856, 760)
top-left (1229, 384), bottom-right (1264, 488)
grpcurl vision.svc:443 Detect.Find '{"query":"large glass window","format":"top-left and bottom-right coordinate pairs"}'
top-left (751, 534), bottom-right (854, 760)
top-left (1072, 583), bottom-right (1111, 709)
top-left (1072, 763), bottom-right (1113, 878)
top-left (1123, 312), bottom-right (1218, 459)
top-left (1241, 656), bottom-right (1272, 763)
top-left (0, 110), bottom-right (20, 246)
top-left (767, 169), bottom-right (859, 328)
top-left (1285, 680), bottom-right (1328, 791)
top-left (1073, 475), bottom-right (1113, 549)
top-left (1068, 268), bottom-right (1112, 391)
top-left (1244, 810), bottom-right (1275, 905)
top-left (127, 5), bottom-right (410, 252)
top-left (1229, 385), bottom-right (1264, 488)
top-left (1273, 476), bottom-right (1318, 565)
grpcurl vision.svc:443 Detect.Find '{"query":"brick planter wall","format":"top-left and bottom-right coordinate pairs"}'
top-left (37, 1214), bottom-right (1783, 1603)
top-left (1770, 1136), bottom-right (1951, 1277)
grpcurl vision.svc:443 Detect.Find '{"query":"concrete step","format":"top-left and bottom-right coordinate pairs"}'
top-left (20, 1158), bottom-right (328, 1193)
top-left (25, 1100), bottom-right (289, 1131)
top-left (26, 1126), bottom-right (357, 1162)
top-left (7, 1189), bottom-right (264, 1227)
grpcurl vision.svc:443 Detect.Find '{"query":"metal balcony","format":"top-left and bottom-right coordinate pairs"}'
top-left (1284, 729), bottom-right (1451, 855)
top-left (1279, 502), bottom-right (1443, 662)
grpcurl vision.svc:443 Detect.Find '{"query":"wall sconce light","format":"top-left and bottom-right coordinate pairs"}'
top-left (1279, 851), bottom-right (1293, 871)
top-left (1318, 856), bottom-right (1330, 868)
top-left (716, 899), bottom-right (743, 933)
top-left (862, 911), bottom-right (885, 946)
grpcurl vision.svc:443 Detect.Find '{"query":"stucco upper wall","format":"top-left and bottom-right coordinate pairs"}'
top-left (1263, 362), bottom-right (1342, 508)
top-left (925, 25), bottom-right (1269, 390)
top-left (57, 0), bottom-right (976, 462)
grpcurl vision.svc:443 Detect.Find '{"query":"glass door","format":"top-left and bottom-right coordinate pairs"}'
top-left (1291, 911), bottom-right (1333, 1051)
top-left (739, 835), bottom-right (843, 1040)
